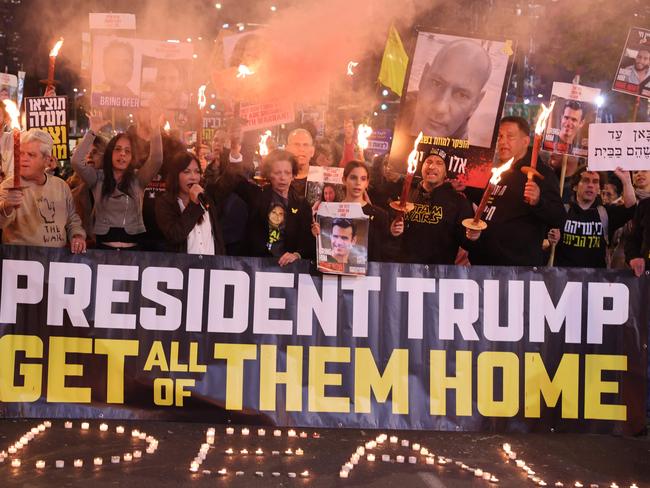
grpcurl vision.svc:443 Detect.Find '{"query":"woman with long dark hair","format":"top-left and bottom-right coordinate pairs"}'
top-left (71, 110), bottom-right (162, 250)
top-left (155, 151), bottom-right (224, 254)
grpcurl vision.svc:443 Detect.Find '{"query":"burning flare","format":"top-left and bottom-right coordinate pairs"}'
top-left (357, 124), bottom-right (372, 151)
top-left (236, 65), bottom-right (254, 78)
top-left (163, 121), bottom-right (171, 132)
top-left (259, 130), bottom-right (272, 157)
top-left (2, 100), bottom-right (21, 130)
top-left (346, 61), bottom-right (359, 76)
top-left (406, 132), bottom-right (423, 174)
top-left (489, 157), bottom-right (514, 185)
top-left (49, 38), bottom-right (64, 57)
top-left (534, 101), bottom-right (555, 135)
top-left (197, 85), bottom-right (207, 110)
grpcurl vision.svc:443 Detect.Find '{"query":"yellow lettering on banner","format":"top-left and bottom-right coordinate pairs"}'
top-left (308, 346), bottom-right (350, 413)
top-left (259, 345), bottom-right (303, 412)
top-left (169, 342), bottom-right (188, 372)
top-left (153, 378), bottom-right (174, 406)
top-left (354, 348), bottom-right (409, 414)
top-left (94, 339), bottom-right (139, 404)
top-left (144, 341), bottom-right (169, 371)
top-left (525, 353), bottom-right (579, 418)
top-left (430, 350), bottom-right (472, 416)
top-left (477, 352), bottom-right (519, 417)
top-left (175, 379), bottom-right (195, 406)
top-left (584, 354), bottom-right (627, 421)
top-left (188, 343), bottom-right (207, 373)
top-left (47, 336), bottom-right (92, 403)
top-left (0, 335), bottom-right (43, 402)
top-left (213, 344), bottom-right (257, 410)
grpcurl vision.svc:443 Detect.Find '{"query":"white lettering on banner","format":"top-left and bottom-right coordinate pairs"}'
top-left (396, 277), bottom-right (436, 340)
top-left (340, 276), bottom-right (382, 338)
top-left (483, 280), bottom-right (524, 342)
top-left (253, 272), bottom-right (294, 335)
top-left (0, 260), bottom-right (45, 323)
top-left (94, 264), bottom-right (139, 329)
top-left (296, 274), bottom-right (338, 337)
top-left (185, 269), bottom-right (205, 332)
top-left (529, 281), bottom-right (582, 344)
top-left (207, 270), bottom-right (250, 333)
top-left (438, 279), bottom-right (480, 341)
top-left (140, 267), bottom-right (183, 331)
top-left (587, 283), bottom-right (629, 344)
top-left (46, 262), bottom-right (91, 327)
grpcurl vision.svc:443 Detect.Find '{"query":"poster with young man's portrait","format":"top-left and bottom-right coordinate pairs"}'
top-left (612, 27), bottom-right (650, 99)
top-left (316, 203), bottom-right (369, 276)
top-left (306, 166), bottom-right (345, 207)
top-left (0, 73), bottom-right (18, 103)
top-left (542, 82), bottom-right (600, 158)
top-left (389, 29), bottom-right (514, 189)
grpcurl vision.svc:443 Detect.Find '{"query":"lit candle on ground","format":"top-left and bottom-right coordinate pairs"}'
top-left (111, 456), bottom-right (120, 464)
top-left (288, 429), bottom-right (296, 437)
top-left (420, 447), bottom-right (429, 455)
top-left (31, 428), bottom-right (39, 434)
top-left (273, 429), bottom-right (281, 437)
top-left (64, 421), bottom-right (73, 429)
top-left (313, 433), bottom-right (320, 438)
top-left (241, 428), bottom-right (249, 436)
top-left (272, 472), bottom-right (280, 477)
top-left (299, 432), bottom-right (307, 438)
top-left (300, 470), bottom-right (309, 478)
top-left (396, 455), bottom-right (405, 463)
top-left (490, 476), bottom-right (499, 483)
top-left (116, 426), bottom-right (125, 434)
top-left (15, 441), bottom-right (23, 449)
top-left (255, 471), bottom-right (264, 477)
top-left (138, 432), bottom-right (146, 440)
top-left (240, 449), bottom-right (249, 455)
top-left (20, 436), bottom-right (28, 444)
top-left (99, 423), bottom-right (108, 432)
top-left (344, 462), bottom-right (353, 471)
top-left (356, 446), bottom-right (365, 455)
top-left (516, 460), bottom-right (525, 468)
top-left (382, 454), bottom-right (390, 462)
top-left (217, 468), bottom-right (227, 476)
top-left (235, 471), bottom-right (244, 476)
top-left (272, 450), bottom-right (280, 456)
top-left (390, 436), bottom-right (398, 443)
top-left (38, 424), bottom-right (46, 431)
top-left (288, 472), bottom-right (296, 478)
top-left (284, 448), bottom-right (293, 456)
top-left (74, 459), bottom-right (83, 467)
top-left (255, 448), bottom-right (263, 455)
top-left (226, 427), bottom-right (234, 435)
top-left (401, 440), bottom-right (409, 447)
top-left (351, 454), bottom-right (359, 464)
top-left (131, 429), bottom-right (140, 437)
top-left (367, 454), bottom-right (375, 462)
top-left (133, 450), bottom-right (142, 458)
top-left (11, 459), bottom-right (21, 468)
top-left (8, 446), bottom-right (17, 454)
top-left (508, 451), bottom-right (517, 459)
top-left (94, 457), bottom-right (102, 466)
top-left (426, 457), bottom-right (435, 465)
top-left (207, 428), bottom-right (215, 436)
top-left (408, 456), bottom-right (417, 464)
top-left (190, 461), bottom-right (199, 472)
top-left (225, 448), bottom-right (234, 455)
top-left (339, 470), bottom-right (349, 478)
top-left (483, 472), bottom-right (492, 480)
top-left (44, 421), bottom-right (51, 428)
top-left (56, 460), bottom-right (64, 468)
top-left (503, 443), bottom-right (511, 453)
top-left (475, 469), bottom-right (484, 477)
top-left (146, 447), bottom-right (156, 454)
top-left (81, 422), bottom-right (90, 430)
top-left (257, 428), bottom-right (265, 436)
top-left (124, 453), bottom-right (133, 461)
top-left (207, 436), bottom-right (214, 444)
top-left (295, 448), bottom-right (303, 456)
top-left (36, 460), bottom-right (45, 469)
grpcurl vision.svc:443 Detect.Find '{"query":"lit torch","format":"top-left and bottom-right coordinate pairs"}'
top-left (236, 65), bottom-right (254, 79)
top-left (357, 124), bottom-right (372, 153)
top-left (390, 131), bottom-right (422, 213)
top-left (196, 84), bottom-right (207, 153)
top-left (462, 157), bottom-right (515, 232)
top-left (520, 101), bottom-right (555, 200)
top-left (163, 121), bottom-right (171, 133)
top-left (2, 100), bottom-right (22, 188)
top-left (346, 61), bottom-right (359, 76)
top-left (46, 38), bottom-right (64, 92)
top-left (259, 130), bottom-right (272, 157)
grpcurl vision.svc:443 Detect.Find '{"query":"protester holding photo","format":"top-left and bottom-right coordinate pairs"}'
top-left (246, 149), bottom-right (314, 266)
top-left (155, 151), bottom-right (224, 254)
top-left (312, 161), bottom-right (400, 262)
top-left (71, 109), bottom-right (162, 250)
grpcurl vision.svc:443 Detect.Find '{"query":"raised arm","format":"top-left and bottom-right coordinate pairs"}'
top-left (70, 110), bottom-right (109, 188)
top-left (136, 109), bottom-right (163, 187)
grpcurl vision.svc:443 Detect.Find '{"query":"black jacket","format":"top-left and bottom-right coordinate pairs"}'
top-left (468, 151), bottom-right (566, 266)
top-left (362, 204), bottom-right (392, 262)
top-left (625, 197), bottom-right (650, 266)
top-left (246, 186), bottom-right (315, 259)
top-left (154, 191), bottom-right (225, 254)
top-left (400, 182), bottom-right (474, 264)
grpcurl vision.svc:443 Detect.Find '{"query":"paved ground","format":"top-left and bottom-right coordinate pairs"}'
top-left (1, 420), bottom-right (649, 487)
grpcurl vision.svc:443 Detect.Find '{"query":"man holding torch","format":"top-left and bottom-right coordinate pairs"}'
top-left (467, 116), bottom-right (566, 266)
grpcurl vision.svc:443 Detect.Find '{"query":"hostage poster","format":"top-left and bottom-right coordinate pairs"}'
top-left (316, 203), bottom-right (369, 276)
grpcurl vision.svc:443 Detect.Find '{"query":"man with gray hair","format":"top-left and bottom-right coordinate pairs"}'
top-left (0, 128), bottom-right (86, 253)
top-left (286, 128), bottom-right (314, 197)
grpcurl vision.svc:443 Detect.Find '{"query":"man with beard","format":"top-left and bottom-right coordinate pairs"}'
top-left (286, 128), bottom-right (314, 197)
top-left (621, 45), bottom-right (650, 86)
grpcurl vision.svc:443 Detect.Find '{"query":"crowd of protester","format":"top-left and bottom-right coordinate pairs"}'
top-left (0, 102), bottom-right (648, 277)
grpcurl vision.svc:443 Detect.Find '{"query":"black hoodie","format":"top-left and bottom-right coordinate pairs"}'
top-left (468, 151), bottom-right (566, 266)
top-left (625, 197), bottom-right (650, 267)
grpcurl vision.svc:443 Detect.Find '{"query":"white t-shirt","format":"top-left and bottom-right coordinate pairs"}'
top-left (178, 198), bottom-right (215, 255)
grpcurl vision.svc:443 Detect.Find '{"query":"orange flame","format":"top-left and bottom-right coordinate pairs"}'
top-left (2, 100), bottom-right (21, 130)
top-left (406, 132), bottom-right (423, 174)
top-left (49, 38), bottom-right (64, 57)
top-left (357, 124), bottom-right (372, 151)
top-left (236, 65), bottom-right (254, 78)
top-left (259, 130), bottom-right (272, 157)
top-left (346, 61), bottom-right (359, 76)
top-left (163, 121), bottom-right (171, 132)
top-left (489, 157), bottom-right (514, 185)
top-left (534, 101), bottom-right (555, 135)
top-left (197, 85), bottom-right (207, 110)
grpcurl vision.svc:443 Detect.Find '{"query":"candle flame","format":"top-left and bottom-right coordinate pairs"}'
top-left (259, 130), bottom-right (272, 157)
top-left (534, 101), bottom-right (555, 135)
top-left (197, 85), bottom-right (207, 110)
top-left (236, 64), bottom-right (254, 78)
top-left (489, 157), bottom-right (514, 185)
top-left (347, 61), bottom-right (359, 76)
top-left (357, 124), bottom-right (373, 151)
top-left (407, 132), bottom-right (423, 174)
top-left (49, 38), bottom-right (64, 57)
top-left (163, 121), bottom-right (171, 132)
top-left (2, 99), bottom-right (21, 130)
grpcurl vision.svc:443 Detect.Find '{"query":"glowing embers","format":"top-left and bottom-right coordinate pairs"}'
top-left (2, 421), bottom-right (157, 472)
top-left (189, 426), bottom-right (315, 478)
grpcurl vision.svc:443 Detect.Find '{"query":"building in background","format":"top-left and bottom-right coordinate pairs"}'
top-left (0, 0), bottom-right (23, 73)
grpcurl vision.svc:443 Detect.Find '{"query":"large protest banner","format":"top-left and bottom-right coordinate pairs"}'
top-left (0, 246), bottom-right (647, 435)
top-left (588, 122), bottom-right (650, 170)
top-left (389, 30), bottom-right (515, 189)
top-left (25, 96), bottom-right (69, 160)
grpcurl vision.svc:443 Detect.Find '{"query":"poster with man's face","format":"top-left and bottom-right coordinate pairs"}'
top-left (389, 30), bottom-right (514, 189)
top-left (542, 82), bottom-right (600, 158)
top-left (612, 27), bottom-right (650, 99)
top-left (316, 203), bottom-right (369, 276)
top-left (0, 73), bottom-right (18, 103)
top-left (91, 36), bottom-right (193, 110)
